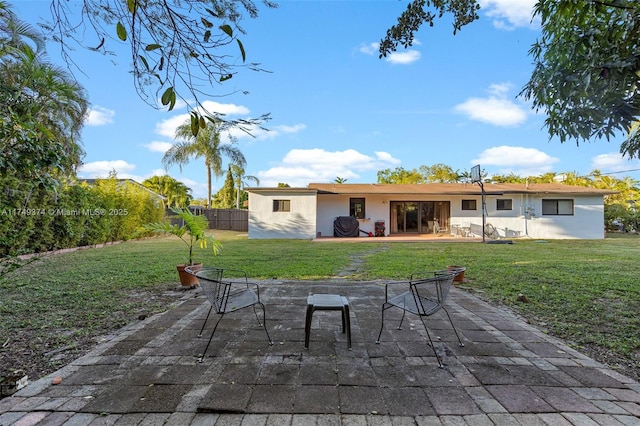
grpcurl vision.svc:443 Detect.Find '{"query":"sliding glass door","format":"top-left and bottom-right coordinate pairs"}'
top-left (390, 201), bottom-right (450, 234)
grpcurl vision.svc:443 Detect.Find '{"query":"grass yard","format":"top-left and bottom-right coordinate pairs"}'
top-left (1, 231), bottom-right (639, 384)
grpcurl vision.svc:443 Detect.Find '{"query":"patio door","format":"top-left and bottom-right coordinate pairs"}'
top-left (392, 202), bottom-right (419, 233)
top-left (390, 201), bottom-right (450, 234)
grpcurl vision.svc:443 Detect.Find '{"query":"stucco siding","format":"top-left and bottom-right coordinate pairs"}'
top-left (525, 195), bottom-right (605, 239)
top-left (248, 191), bottom-right (317, 239)
top-left (316, 194), bottom-right (389, 237)
top-left (248, 184), bottom-right (610, 240)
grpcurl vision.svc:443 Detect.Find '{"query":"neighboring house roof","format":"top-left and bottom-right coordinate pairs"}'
top-left (246, 187), bottom-right (319, 195)
top-left (79, 178), bottom-right (167, 201)
top-left (307, 183), bottom-right (618, 196)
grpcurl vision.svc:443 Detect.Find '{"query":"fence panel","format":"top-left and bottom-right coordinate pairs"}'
top-left (165, 208), bottom-right (248, 231)
top-left (203, 209), bottom-right (248, 231)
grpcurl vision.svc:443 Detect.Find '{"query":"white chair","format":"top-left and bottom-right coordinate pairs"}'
top-left (433, 222), bottom-right (448, 236)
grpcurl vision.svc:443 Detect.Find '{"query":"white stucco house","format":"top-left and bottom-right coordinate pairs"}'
top-left (246, 183), bottom-right (617, 240)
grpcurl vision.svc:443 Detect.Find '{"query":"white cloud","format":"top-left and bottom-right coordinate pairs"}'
top-left (455, 97), bottom-right (526, 126)
top-left (374, 151), bottom-right (401, 164)
top-left (144, 141), bottom-right (173, 153)
top-left (148, 169), bottom-right (168, 177)
top-left (156, 115), bottom-right (189, 138)
top-left (488, 82), bottom-right (512, 96)
top-left (200, 100), bottom-right (250, 116)
top-left (359, 42), bottom-right (379, 56)
top-left (472, 146), bottom-right (559, 176)
top-left (78, 160), bottom-right (136, 178)
top-left (85, 106), bottom-right (115, 126)
top-left (591, 152), bottom-right (640, 173)
top-left (385, 50), bottom-right (421, 65)
top-left (275, 124), bottom-right (307, 134)
top-left (478, 0), bottom-right (539, 29)
top-left (176, 177), bottom-right (209, 198)
top-left (454, 83), bottom-right (528, 126)
top-left (257, 148), bottom-right (401, 187)
top-left (155, 100), bottom-right (252, 138)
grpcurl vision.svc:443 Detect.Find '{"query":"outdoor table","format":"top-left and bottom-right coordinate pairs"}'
top-left (304, 293), bottom-right (352, 349)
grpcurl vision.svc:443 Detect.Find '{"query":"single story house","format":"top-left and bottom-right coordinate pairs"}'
top-left (246, 183), bottom-right (617, 240)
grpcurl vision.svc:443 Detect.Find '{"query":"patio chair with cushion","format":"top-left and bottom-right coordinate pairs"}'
top-left (186, 266), bottom-right (273, 362)
top-left (375, 271), bottom-right (464, 367)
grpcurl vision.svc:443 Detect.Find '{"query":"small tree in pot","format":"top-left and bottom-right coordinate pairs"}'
top-left (143, 207), bottom-right (221, 286)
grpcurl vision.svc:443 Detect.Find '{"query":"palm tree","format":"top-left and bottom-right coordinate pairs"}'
top-left (0, 1), bottom-right (45, 56)
top-left (1, 2), bottom-right (88, 183)
top-left (231, 164), bottom-right (259, 209)
top-left (163, 118), bottom-right (246, 208)
top-left (142, 175), bottom-right (192, 208)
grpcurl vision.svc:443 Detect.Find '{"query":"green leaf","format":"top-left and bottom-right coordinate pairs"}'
top-left (204, 30), bottom-right (211, 43)
top-left (145, 44), bottom-right (161, 51)
top-left (138, 55), bottom-right (150, 71)
top-left (160, 87), bottom-right (176, 110)
top-left (201, 18), bottom-right (213, 28)
top-left (220, 24), bottom-right (233, 37)
top-left (237, 39), bottom-right (246, 62)
top-left (127, 0), bottom-right (136, 13)
top-left (116, 22), bottom-right (127, 41)
top-left (190, 114), bottom-right (199, 136)
top-left (220, 74), bottom-right (233, 82)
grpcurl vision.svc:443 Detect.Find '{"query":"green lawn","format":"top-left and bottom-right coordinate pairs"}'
top-left (1, 231), bottom-right (639, 381)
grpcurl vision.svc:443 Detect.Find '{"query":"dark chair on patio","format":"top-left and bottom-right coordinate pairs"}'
top-left (186, 267), bottom-right (273, 362)
top-left (375, 271), bottom-right (464, 367)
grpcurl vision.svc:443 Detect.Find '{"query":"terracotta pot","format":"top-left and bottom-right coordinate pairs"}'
top-left (446, 266), bottom-right (466, 283)
top-left (177, 263), bottom-right (202, 287)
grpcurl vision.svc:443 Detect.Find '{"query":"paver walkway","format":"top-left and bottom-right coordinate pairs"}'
top-left (2, 280), bottom-right (640, 425)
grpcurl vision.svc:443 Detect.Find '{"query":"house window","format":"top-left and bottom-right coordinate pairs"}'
top-left (350, 198), bottom-right (365, 219)
top-left (542, 199), bottom-right (573, 215)
top-left (273, 199), bottom-right (290, 212)
top-left (496, 199), bottom-right (513, 210)
top-left (461, 199), bottom-right (477, 210)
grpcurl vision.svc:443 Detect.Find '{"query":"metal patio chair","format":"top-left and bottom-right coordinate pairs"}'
top-left (376, 271), bottom-right (464, 367)
top-left (433, 221), bottom-right (448, 236)
top-left (186, 266), bottom-right (273, 362)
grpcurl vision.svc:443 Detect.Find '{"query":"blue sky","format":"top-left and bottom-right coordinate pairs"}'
top-left (13, 0), bottom-right (640, 198)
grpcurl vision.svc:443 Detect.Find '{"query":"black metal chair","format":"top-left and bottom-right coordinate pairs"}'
top-left (376, 271), bottom-right (464, 367)
top-left (186, 267), bottom-right (273, 362)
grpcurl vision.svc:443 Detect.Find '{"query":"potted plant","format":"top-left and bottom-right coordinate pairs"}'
top-left (143, 207), bottom-right (221, 287)
top-left (446, 265), bottom-right (466, 283)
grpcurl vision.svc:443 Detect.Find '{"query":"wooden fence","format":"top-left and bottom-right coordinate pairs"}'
top-left (166, 208), bottom-right (248, 232)
top-left (202, 209), bottom-right (248, 232)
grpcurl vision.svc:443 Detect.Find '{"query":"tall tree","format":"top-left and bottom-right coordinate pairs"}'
top-left (212, 166), bottom-right (236, 208)
top-left (381, 1), bottom-right (640, 158)
top-left (377, 166), bottom-right (424, 184)
top-left (163, 118), bottom-right (246, 208)
top-left (522, 1), bottom-right (640, 158)
top-left (142, 175), bottom-right (193, 208)
top-left (231, 164), bottom-right (259, 209)
top-left (0, 2), bottom-right (88, 187)
top-left (419, 163), bottom-right (460, 183)
top-left (42, 0), bottom-right (276, 134)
